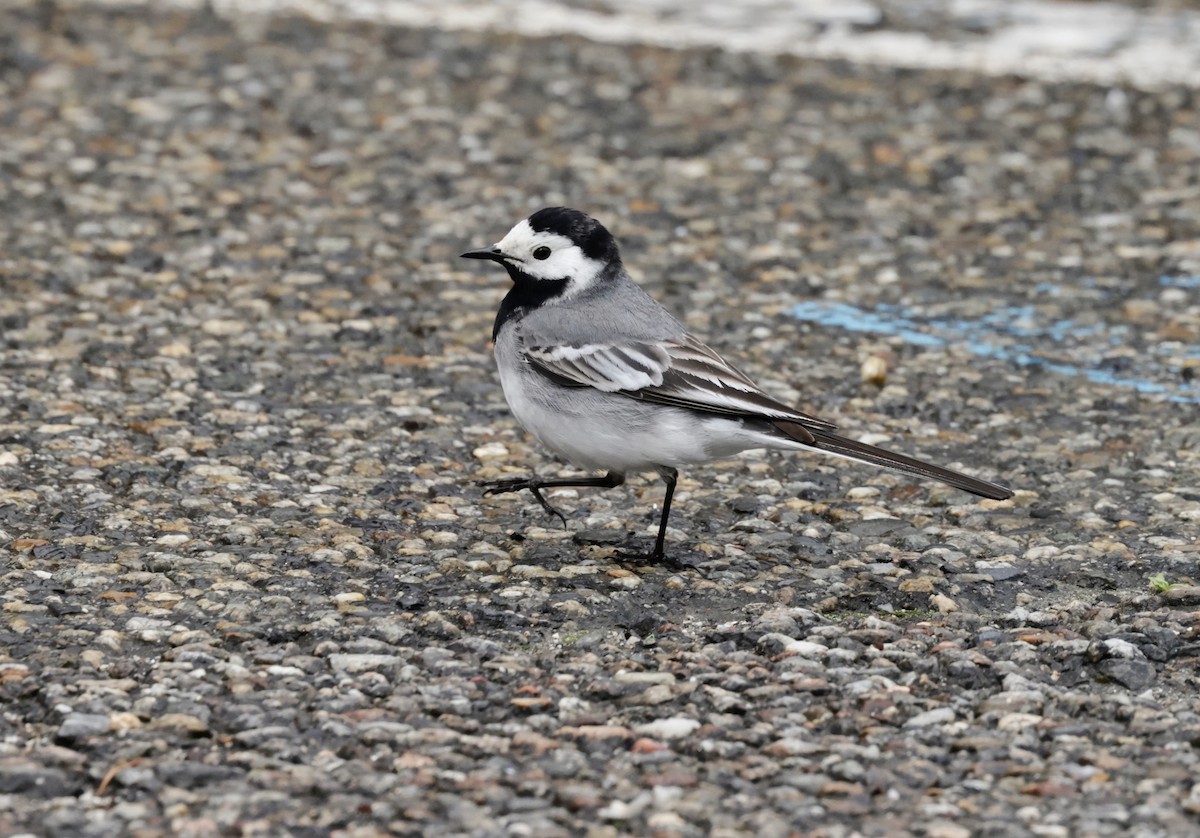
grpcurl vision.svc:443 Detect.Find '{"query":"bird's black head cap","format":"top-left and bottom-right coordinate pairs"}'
top-left (528, 207), bottom-right (620, 265)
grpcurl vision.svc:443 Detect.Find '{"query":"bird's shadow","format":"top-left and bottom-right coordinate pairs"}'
top-left (572, 530), bottom-right (709, 573)
top-left (499, 527), bottom-right (708, 574)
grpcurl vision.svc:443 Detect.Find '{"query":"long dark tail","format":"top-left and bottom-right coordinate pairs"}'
top-left (775, 421), bottom-right (1013, 500)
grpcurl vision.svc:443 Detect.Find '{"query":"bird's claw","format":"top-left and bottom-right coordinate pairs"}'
top-left (477, 478), bottom-right (569, 528)
top-left (478, 478), bottom-right (525, 495)
top-left (529, 487), bottom-right (569, 528)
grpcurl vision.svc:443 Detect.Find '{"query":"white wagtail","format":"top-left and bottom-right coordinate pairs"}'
top-left (462, 207), bottom-right (1013, 562)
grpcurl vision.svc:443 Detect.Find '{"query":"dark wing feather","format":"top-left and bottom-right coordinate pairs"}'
top-left (774, 421), bottom-right (1014, 500)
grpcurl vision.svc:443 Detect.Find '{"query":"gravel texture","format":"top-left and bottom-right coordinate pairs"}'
top-left (1, 2), bottom-right (1200, 836)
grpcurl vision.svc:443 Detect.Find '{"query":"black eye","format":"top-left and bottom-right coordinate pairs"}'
top-left (532, 246), bottom-right (551, 260)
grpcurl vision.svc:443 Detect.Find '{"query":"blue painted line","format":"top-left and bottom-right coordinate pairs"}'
top-left (1160, 275), bottom-right (1200, 289)
top-left (789, 300), bottom-right (1200, 405)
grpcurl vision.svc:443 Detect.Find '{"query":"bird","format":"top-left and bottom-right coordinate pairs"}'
top-left (461, 207), bottom-right (1012, 564)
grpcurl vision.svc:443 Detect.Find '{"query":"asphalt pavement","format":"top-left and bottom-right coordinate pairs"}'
top-left (1, 1), bottom-right (1199, 836)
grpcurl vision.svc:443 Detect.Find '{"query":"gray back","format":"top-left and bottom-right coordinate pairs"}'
top-left (520, 272), bottom-right (686, 346)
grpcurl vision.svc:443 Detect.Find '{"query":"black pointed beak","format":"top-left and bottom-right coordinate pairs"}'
top-left (461, 246), bottom-right (506, 262)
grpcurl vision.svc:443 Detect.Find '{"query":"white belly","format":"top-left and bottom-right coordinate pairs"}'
top-left (495, 339), bottom-right (763, 472)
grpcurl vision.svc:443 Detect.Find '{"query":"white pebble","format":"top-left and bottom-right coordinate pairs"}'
top-left (473, 442), bottom-right (509, 460)
top-left (1101, 638), bottom-right (1140, 659)
top-left (634, 716), bottom-right (700, 740)
top-left (905, 707), bottom-right (955, 728)
top-left (201, 318), bottom-right (247, 336)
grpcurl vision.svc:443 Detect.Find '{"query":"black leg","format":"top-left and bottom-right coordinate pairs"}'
top-left (650, 467), bottom-right (678, 561)
top-left (480, 471), bottom-right (625, 527)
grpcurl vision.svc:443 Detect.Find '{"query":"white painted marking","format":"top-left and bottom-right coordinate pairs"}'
top-left (62, 0), bottom-right (1200, 90)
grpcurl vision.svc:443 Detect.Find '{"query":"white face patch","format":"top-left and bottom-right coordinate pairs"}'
top-left (494, 219), bottom-right (608, 292)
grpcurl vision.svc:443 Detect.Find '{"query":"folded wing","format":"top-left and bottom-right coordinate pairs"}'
top-left (525, 334), bottom-right (836, 440)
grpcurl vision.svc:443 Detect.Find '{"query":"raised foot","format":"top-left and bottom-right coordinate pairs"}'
top-left (478, 476), bottom-right (538, 496)
top-left (477, 477), bottom-right (568, 528)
